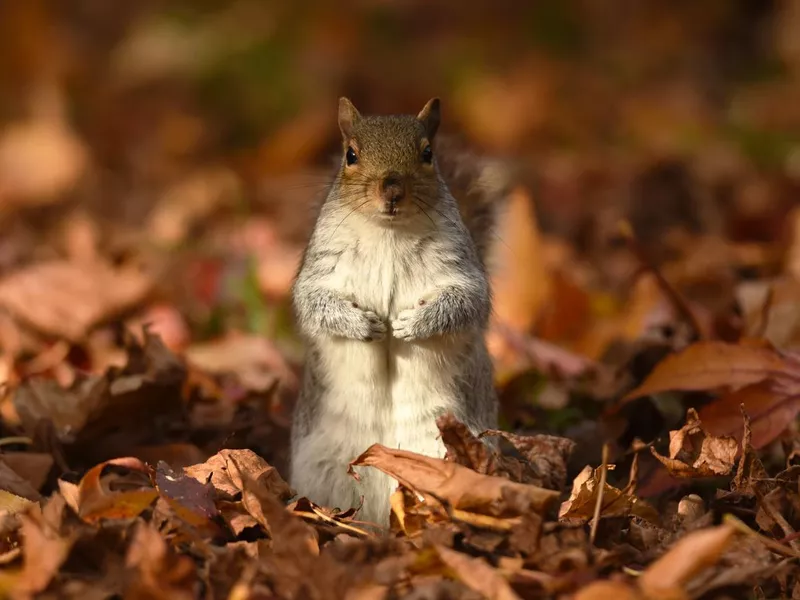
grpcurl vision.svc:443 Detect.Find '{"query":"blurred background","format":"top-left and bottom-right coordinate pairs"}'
top-left (1, 0), bottom-right (800, 477)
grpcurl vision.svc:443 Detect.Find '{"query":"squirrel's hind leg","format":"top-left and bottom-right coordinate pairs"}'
top-left (290, 441), bottom-right (392, 528)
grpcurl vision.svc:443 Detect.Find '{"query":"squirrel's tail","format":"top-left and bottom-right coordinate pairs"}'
top-left (434, 136), bottom-right (514, 267)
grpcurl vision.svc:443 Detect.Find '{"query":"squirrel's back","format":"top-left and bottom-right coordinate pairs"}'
top-left (432, 135), bottom-right (511, 266)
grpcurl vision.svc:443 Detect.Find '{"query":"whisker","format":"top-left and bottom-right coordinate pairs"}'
top-left (327, 197), bottom-right (372, 244)
top-left (412, 193), bottom-right (511, 254)
top-left (408, 197), bottom-right (439, 234)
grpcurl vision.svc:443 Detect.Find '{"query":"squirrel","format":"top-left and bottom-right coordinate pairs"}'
top-left (289, 97), bottom-right (507, 527)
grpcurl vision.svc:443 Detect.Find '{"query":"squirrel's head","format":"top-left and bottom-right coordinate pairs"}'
top-left (334, 97), bottom-right (442, 223)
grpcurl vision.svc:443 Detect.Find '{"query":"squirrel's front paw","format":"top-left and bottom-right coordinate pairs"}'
top-left (356, 309), bottom-right (387, 342)
top-left (392, 308), bottom-right (422, 341)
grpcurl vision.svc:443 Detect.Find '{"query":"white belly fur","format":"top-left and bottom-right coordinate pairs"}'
top-left (293, 223), bottom-right (471, 523)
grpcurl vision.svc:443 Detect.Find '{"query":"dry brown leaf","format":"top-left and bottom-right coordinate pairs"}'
top-left (638, 524), bottom-right (737, 595)
top-left (154, 462), bottom-right (220, 534)
top-left (0, 490), bottom-right (36, 515)
top-left (0, 260), bottom-right (153, 341)
top-left (482, 429), bottom-right (575, 491)
top-left (651, 409), bottom-right (738, 479)
top-left (148, 167), bottom-right (240, 245)
top-left (12, 330), bottom-right (186, 462)
top-left (349, 444), bottom-right (560, 518)
top-left (184, 448), bottom-right (293, 502)
top-left (434, 545), bottom-right (521, 600)
top-left (125, 521), bottom-right (198, 600)
top-left (573, 580), bottom-right (647, 600)
top-left (0, 453), bottom-right (53, 492)
top-left (185, 333), bottom-right (298, 394)
top-left (438, 413), bottom-right (495, 474)
top-left (11, 375), bottom-right (101, 441)
top-left (131, 444), bottom-right (206, 471)
top-left (16, 495), bottom-right (74, 597)
top-left (56, 479), bottom-right (80, 515)
top-left (0, 460), bottom-right (41, 502)
top-left (0, 114), bottom-right (87, 208)
top-left (699, 380), bottom-right (800, 449)
top-left (218, 500), bottom-right (260, 536)
top-left (344, 584), bottom-right (389, 600)
top-left (623, 340), bottom-right (792, 402)
top-left (558, 465), bottom-right (659, 524)
top-left (76, 457), bottom-right (158, 524)
top-left (488, 186), bottom-right (552, 363)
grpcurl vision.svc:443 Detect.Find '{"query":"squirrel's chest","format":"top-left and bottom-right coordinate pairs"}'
top-left (331, 235), bottom-right (431, 317)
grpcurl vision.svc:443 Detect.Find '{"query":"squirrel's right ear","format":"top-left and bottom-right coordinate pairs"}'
top-left (338, 97), bottom-right (361, 139)
top-left (417, 98), bottom-right (441, 140)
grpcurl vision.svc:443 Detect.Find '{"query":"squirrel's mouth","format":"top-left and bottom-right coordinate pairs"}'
top-left (381, 203), bottom-right (399, 217)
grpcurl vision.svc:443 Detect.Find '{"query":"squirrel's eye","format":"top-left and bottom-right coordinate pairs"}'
top-left (345, 146), bottom-right (358, 166)
top-left (421, 145), bottom-right (433, 164)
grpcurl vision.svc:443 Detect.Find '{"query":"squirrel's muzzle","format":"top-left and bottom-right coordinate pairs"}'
top-left (380, 172), bottom-right (406, 210)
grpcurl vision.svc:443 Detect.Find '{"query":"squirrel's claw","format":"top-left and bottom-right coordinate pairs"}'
top-left (361, 310), bottom-right (387, 342)
top-left (391, 308), bottom-right (419, 341)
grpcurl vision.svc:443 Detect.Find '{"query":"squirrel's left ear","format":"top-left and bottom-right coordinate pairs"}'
top-left (417, 98), bottom-right (441, 140)
top-left (338, 97), bottom-right (361, 139)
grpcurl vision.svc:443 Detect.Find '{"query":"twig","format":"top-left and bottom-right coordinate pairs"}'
top-left (0, 436), bottom-right (33, 447)
top-left (753, 486), bottom-right (800, 552)
top-left (724, 514), bottom-right (800, 559)
top-left (590, 443), bottom-right (610, 547)
top-left (618, 220), bottom-right (705, 341)
top-left (754, 284), bottom-right (775, 339)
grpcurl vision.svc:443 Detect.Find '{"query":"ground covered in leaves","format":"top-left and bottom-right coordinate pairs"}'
top-left (2, 1), bottom-right (800, 599)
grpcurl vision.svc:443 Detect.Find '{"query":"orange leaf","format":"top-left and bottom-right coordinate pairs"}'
top-left (650, 409), bottom-right (738, 479)
top-left (638, 524), bottom-right (737, 594)
top-left (699, 381), bottom-right (800, 449)
top-left (623, 340), bottom-right (790, 402)
top-left (77, 457), bottom-right (158, 524)
top-left (349, 444), bottom-right (559, 518)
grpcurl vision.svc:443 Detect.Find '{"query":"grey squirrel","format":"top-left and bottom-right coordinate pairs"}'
top-left (289, 97), bottom-right (507, 527)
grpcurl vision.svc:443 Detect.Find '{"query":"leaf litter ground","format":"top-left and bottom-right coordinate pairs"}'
top-left (2, 3), bottom-right (800, 597)
top-left (1, 326), bottom-right (800, 598)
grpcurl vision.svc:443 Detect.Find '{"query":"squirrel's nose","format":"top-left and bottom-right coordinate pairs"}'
top-left (381, 172), bottom-right (406, 204)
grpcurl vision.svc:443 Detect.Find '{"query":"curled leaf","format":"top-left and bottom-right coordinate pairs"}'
top-left (651, 409), bottom-right (738, 479)
top-left (349, 444), bottom-right (559, 518)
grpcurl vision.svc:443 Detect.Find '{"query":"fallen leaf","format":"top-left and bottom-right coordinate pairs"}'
top-left (185, 333), bottom-right (298, 395)
top-left (13, 330), bottom-right (187, 462)
top-left (184, 448), bottom-right (293, 502)
top-left (488, 186), bottom-right (552, 364)
top-left (125, 521), bottom-right (198, 600)
top-left (16, 495), bottom-right (74, 596)
top-left (573, 580), bottom-right (647, 600)
top-left (623, 340), bottom-right (793, 402)
top-left (699, 380), bottom-right (800, 449)
top-left (558, 465), bottom-right (659, 523)
top-left (438, 413), bottom-right (494, 474)
top-left (349, 444), bottom-right (560, 518)
top-left (0, 490), bottom-right (36, 515)
top-left (218, 500), bottom-right (260, 536)
top-left (154, 461), bottom-right (220, 532)
top-left (11, 375), bottom-right (103, 441)
top-left (147, 167), bottom-right (240, 245)
top-left (131, 444), bottom-right (207, 470)
top-left (483, 429), bottom-right (575, 491)
top-left (0, 460), bottom-right (41, 501)
top-left (434, 545), bottom-right (521, 600)
top-left (76, 457), bottom-right (158, 524)
top-left (651, 409), bottom-right (738, 479)
top-left (0, 260), bottom-right (153, 341)
top-left (0, 113), bottom-right (87, 207)
top-left (638, 524), bottom-right (737, 595)
top-left (0, 452), bottom-right (53, 491)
